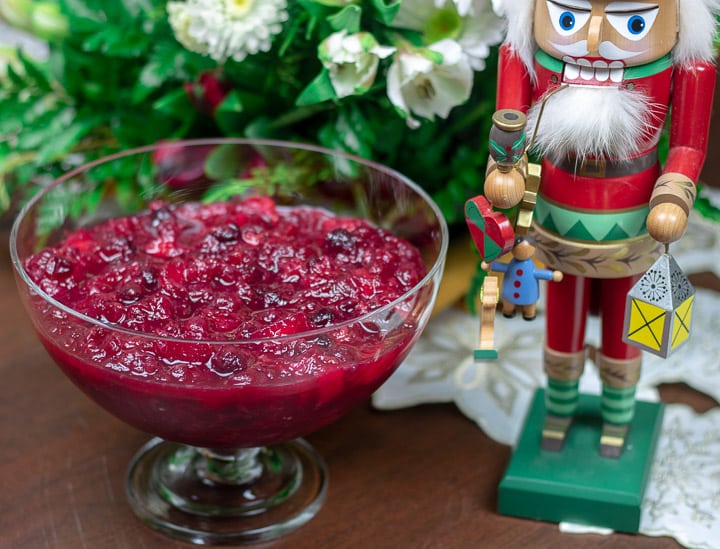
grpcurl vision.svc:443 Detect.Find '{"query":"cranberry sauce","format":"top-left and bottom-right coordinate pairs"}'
top-left (24, 197), bottom-right (429, 447)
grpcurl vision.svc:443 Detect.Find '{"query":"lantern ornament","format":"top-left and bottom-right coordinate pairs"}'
top-left (623, 253), bottom-right (695, 358)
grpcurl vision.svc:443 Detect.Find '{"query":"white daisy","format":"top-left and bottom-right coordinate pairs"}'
top-left (167, 0), bottom-right (289, 63)
top-left (392, 0), bottom-right (504, 71)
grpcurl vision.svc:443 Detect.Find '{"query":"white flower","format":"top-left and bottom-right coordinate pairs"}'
top-left (392, 0), bottom-right (504, 71)
top-left (387, 39), bottom-right (473, 129)
top-left (167, 0), bottom-right (289, 63)
top-left (490, 0), bottom-right (505, 17)
top-left (318, 31), bottom-right (395, 98)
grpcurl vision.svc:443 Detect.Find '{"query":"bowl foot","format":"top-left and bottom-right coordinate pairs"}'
top-left (126, 437), bottom-right (327, 545)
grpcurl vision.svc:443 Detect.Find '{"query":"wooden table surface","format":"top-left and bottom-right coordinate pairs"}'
top-left (1, 228), bottom-right (718, 549)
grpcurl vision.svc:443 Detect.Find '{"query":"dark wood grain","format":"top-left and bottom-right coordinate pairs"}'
top-left (5, 228), bottom-right (716, 548)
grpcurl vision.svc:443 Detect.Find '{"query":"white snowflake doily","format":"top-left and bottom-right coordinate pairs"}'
top-left (642, 405), bottom-right (720, 548)
top-left (372, 209), bottom-right (720, 548)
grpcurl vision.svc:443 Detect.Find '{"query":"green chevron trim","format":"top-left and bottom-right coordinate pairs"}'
top-left (535, 197), bottom-right (649, 242)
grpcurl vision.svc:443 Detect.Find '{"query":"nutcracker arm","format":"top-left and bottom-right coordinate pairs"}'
top-left (482, 44), bottom-right (534, 211)
top-left (664, 61), bottom-right (716, 183)
top-left (496, 43), bottom-right (533, 113)
top-left (647, 59), bottom-right (716, 244)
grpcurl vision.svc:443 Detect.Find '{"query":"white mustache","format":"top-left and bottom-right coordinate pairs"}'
top-left (550, 40), bottom-right (643, 61)
top-left (598, 42), bottom-right (642, 60)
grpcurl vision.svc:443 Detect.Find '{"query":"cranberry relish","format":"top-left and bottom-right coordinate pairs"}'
top-left (25, 196), bottom-right (427, 385)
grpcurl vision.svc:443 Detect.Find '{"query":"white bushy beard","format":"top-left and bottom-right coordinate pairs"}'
top-left (526, 85), bottom-right (662, 162)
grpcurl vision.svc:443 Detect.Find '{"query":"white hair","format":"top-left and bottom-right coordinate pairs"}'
top-left (498, 0), bottom-right (720, 76)
top-left (675, 0), bottom-right (720, 63)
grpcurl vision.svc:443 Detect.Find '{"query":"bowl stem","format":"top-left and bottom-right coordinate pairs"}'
top-left (126, 438), bottom-right (328, 544)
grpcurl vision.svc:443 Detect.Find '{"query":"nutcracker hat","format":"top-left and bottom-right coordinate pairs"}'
top-left (499, 0), bottom-right (720, 76)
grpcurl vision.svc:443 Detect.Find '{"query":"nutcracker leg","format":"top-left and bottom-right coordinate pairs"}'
top-left (597, 354), bottom-right (641, 458)
top-left (598, 276), bottom-right (643, 458)
top-left (542, 275), bottom-right (590, 451)
top-left (542, 347), bottom-right (586, 451)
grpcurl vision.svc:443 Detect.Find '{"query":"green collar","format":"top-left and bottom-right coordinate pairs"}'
top-left (535, 49), bottom-right (673, 80)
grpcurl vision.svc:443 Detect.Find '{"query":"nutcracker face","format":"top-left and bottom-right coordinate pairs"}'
top-left (534, 1), bottom-right (678, 68)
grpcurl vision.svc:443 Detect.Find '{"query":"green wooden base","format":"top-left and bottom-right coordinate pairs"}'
top-left (498, 389), bottom-right (664, 533)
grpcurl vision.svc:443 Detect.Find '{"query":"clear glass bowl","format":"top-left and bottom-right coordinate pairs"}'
top-left (10, 139), bottom-right (448, 544)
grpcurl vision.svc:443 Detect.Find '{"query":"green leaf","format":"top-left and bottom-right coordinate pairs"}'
top-left (132, 44), bottom-right (209, 103)
top-left (82, 27), bottom-right (151, 57)
top-left (152, 86), bottom-right (193, 116)
top-left (278, 13), bottom-right (305, 57)
top-left (297, 0), bottom-right (332, 18)
top-left (204, 143), bottom-right (251, 181)
top-left (33, 114), bottom-right (103, 165)
top-left (0, 96), bottom-right (35, 136)
top-left (305, 0), bottom-right (352, 6)
top-left (327, 5), bottom-right (362, 33)
top-left (295, 69), bottom-right (336, 106)
top-left (5, 62), bottom-right (26, 88)
top-left (318, 105), bottom-right (373, 159)
top-left (214, 89), bottom-right (267, 135)
top-left (17, 106), bottom-right (76, 150)
top-left (370, 0), bottom-right (401, 25)
top-left (132, 60), bottom-right (169, 103)
top-left (216, 89), bottom-right (269, 115)
top-left (694, 185), bottom-right (720, 222)
top-left (201, 178), bottom-right (256, 204)
top-left (18, 51), bottom-right (52, 92)
top-left (0, 176), bottom-right (10, 213)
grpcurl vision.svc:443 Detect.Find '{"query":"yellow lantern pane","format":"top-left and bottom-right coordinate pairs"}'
top-left (626, 298), bottom-right (666, 351)
top-left (671, 295), bottom-right (694, 350)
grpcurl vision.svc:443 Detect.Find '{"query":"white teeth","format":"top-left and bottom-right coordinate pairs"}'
top-left (576, 58), bottom-right (593, 80)
top-left (593, 60), bottom-right (609, 82)
top-left (609, 61), bottom-right (624, 83)
top-left (564, 63), bottom-right (580, 80)
top-left (562, 57), bottom-right (624, 83)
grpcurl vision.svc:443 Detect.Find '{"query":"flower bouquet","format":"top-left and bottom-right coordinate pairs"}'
top-left (0, 0), bottom-right (505, 230)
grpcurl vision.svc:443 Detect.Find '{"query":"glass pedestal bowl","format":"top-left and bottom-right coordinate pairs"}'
top-left (10, 139), bottom-right (448, 545)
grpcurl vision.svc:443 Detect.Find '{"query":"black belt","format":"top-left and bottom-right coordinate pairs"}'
top-left (555, 149), bottom-right (658, 178)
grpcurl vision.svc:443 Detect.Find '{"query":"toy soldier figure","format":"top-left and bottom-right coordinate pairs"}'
top-left (476, 0), bottom-right (718, 456)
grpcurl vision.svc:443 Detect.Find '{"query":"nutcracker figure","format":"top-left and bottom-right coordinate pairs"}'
top-left (471, 0), bottom-right (718, 457)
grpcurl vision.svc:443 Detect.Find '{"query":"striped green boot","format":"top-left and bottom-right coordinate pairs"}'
top-left (541, 378), bottom-right (579, 451)
top-left (600, 385), bottom-right (636, 458)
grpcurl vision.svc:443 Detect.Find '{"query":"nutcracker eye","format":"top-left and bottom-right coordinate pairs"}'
top-left (546, 1), bottom-right (591, 37)
top-left (606, 8), bottom-right (659, 41)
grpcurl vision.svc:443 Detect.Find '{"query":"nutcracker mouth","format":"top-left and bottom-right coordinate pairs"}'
top-left (562, 56), bottom-right (625, 86)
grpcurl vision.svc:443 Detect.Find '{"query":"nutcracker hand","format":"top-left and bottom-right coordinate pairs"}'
top-left (481, 261), bottom-right (491, 271)
top-left (646, 202), bottom-right (688, 244)
top-left (551, 271), bottom-right (563, 282)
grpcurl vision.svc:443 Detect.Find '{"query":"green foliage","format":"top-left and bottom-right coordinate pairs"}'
top-left (695, 184), bottom-right (720, 223)
top-left (0, 0), bottom-right (499, 228)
